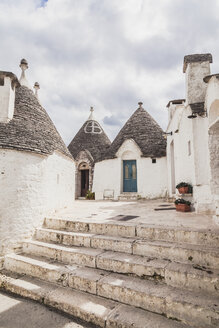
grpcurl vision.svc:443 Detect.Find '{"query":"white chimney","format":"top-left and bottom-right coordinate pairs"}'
top-left (0, 71), bottom-right (20, 123)
top-left (183, 53), bottom-right (212, 105)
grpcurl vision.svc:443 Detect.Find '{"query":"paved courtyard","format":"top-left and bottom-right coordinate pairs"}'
top-left (0, 292), bottom-right (92, 328)
top-left (54, 199), bottom-right (219, 231)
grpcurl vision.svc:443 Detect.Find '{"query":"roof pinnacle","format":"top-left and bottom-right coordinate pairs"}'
top-left (88, 106), bottom-right (95, 120)
top-left (19, 58), bottom-right (30, 88)
top-left (34, 82), bottom-right (40, 99)
top-left (138, 102), bottom-right (143, 108)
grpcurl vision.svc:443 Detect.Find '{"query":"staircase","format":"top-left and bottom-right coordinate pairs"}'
top-left (0, 218), bottom-right (219, 327)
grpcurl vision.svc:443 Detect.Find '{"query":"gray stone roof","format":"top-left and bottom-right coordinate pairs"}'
top-left (0, 85), bottom-right (72, 158)
top-left (183, 53), bottom-right (213, 73)
top-left (105, 105), bottom-right (166, 159)
top-left (68, 119), bottom-right (111, 163)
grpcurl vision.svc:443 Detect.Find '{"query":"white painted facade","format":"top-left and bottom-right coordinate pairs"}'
top-left (0, 149), bottom-right (75, 255)
top-left (0, 63), bottom-right (76, 255)
top-left (93, 139), bottom-right (167, 200)
top-left (166, 56), bottom-right (219, 220)
top-left (0, 76), bottom-right (15, 123)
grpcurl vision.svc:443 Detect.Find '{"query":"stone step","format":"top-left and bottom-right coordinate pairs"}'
top-left (23, 240), bottom-right (219, 295)
top-left (0, 272), bottom-right (192, 328)
top-left (118, 193), bottom-right (139, 201)
top-left (35, 228), bottom-right (136, 254)
top-left (133, 239), bottom-right (219, 269)
top-left (44, 218), bottom-right (219, 246)
top-left (35, 228), bottom-right (219, 268)
top-left (3, 254), bottom-right (219, 327)
top-left (44, 218), bottom-right (137, 238)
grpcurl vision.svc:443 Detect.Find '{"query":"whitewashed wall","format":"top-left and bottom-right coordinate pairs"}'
top-left (205, 75), bottom-right (219, 223)
top-left (0, 149), bottom-right (75, 254)
top-left (166, 102), bottom-right (214, 214)
top-left (0, 76), bottom-right (15, 123)
top-left (166, 104), bottom-right (195, 195)
top-left (93, 139), bottom-right (167, 200)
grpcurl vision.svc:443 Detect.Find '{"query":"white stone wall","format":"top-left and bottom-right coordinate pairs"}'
top-left (93, 139), bottom-right (168, 200)
top-left (206, 76), bottom-right (219, 222)
top-left (166, 103), bottom-right (214, 213)
top-left (0, 149), bottom-right (75, 254)
top-left (185, 61), bottom-right (210, 105)
top-left (0, 76), bottom-right (15, 123)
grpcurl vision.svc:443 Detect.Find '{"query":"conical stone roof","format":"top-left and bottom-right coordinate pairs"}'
top-left (105, 103), bottom-right (166, 159)
top-left (0, 85), bottom-right (72, 158)
top-left (68, 108), bottom-right (111, 163)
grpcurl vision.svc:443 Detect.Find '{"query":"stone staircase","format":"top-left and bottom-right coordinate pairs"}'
top-left (0, 218), bottom-right (219, 327)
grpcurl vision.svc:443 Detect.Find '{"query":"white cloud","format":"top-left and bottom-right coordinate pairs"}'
top-left (0, 0), bottom-right (219, 143)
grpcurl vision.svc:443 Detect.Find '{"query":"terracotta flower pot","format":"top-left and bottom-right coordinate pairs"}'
top-left (175, 204), bottom-right (191, 212)
top-left (178, 186), bottom-right (189, 194)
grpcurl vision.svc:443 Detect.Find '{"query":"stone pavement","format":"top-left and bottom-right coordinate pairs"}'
top-left (0, 292), bottom-right (92, 328)
top-left (53, 199), bottom-right (219, 230)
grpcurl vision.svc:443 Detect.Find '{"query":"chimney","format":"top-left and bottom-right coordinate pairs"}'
top-left (183, 53), bottom-right (212, 105)
top-left (0, 71), bottom-right (20, 123)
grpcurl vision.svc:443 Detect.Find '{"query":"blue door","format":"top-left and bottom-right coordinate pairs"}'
top-left (123, 160), bottom-right (137, 192)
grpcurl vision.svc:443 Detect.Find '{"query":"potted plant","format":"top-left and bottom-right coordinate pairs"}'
top-left (175, 198), bottom-right (191, 212)
top-left (176, 182), bottom-right (192, 194)
top-left (86, 190), bottom-right (95, 200)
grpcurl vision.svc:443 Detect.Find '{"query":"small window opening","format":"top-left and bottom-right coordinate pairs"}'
top-left (188, 141), bottom-right (191, 156)
top-left (152, 158), bottom-right (156, 164)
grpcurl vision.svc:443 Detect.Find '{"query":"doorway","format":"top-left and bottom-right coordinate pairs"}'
top-left (123, 160), bottom-right (137, 192)
top-left (81, 169), bottom-right (89, 197)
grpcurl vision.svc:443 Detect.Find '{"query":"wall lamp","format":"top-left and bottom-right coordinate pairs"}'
top-left (163, 132), bottom-right (173, 136)
top-left (187, 102), bottom-right (207, 119)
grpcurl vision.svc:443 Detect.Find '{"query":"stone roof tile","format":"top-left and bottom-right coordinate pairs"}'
top-left (105, 106), bottom-right (166, 159)
top-left (68, 119), bottom-right (111, 163)
top-left (0, 85), bottom-right (72, 158)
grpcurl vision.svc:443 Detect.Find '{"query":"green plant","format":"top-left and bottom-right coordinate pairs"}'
top-left (174, 198), bottom-right (191, 206)
top-left (86, 190), bottom-right (95, 200)
top-left (176, 182), bottom-right (190, 188)
top-left (176, 182), bottom-right (193, 193)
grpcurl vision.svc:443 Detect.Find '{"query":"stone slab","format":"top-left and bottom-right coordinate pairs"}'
top-left (165, 262), bottom-right (219, 295)
top-left (106, 303), bottom-right (192, 328)
top-left (133, 240), bottom-right (219, 268)
top-left (44, 286), bottom-right (117, 328)
top-left (24, 240), bottom-right (104, 267)
top-left (35, 228), bottom-right (95, 248)
top-left (136, 224), bottom-right (219, 246)
top-left (91, 235), bottom-right (135, 254)
top-left (96, 251), bottom-right (167, 278)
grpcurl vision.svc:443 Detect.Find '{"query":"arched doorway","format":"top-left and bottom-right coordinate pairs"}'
top-left (78, 162), bottom-right (90, 197)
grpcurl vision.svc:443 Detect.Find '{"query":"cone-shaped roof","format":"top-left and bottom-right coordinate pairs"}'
top-left (68, 108), bottom-right (111, 162)
top-left (105, 103), bottom-right (166, 159)
top-left (0, 85), bottom-right (72, 158)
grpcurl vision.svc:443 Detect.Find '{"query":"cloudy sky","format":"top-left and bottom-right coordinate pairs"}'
top-left (0, 0), bottom-right (219, 144)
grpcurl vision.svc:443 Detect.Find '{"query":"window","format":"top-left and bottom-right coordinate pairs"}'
top-left (84, 121), bottom-right (102, 134)
top-left (132, 164), bottom-right (137, 179)
top-left (152, 158), bottom-right (156, 164)
top-left (125, 164), bottom-right (129, 179)
top-left (188, 141), bottom-right (191, 156)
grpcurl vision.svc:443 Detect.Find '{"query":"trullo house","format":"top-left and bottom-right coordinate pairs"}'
top-left (0, 59), bottom-right (75, 255)
top-left (68, 107), bottom-right (111, 198)
top-left (92, 102), bottom-right (167, 200)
